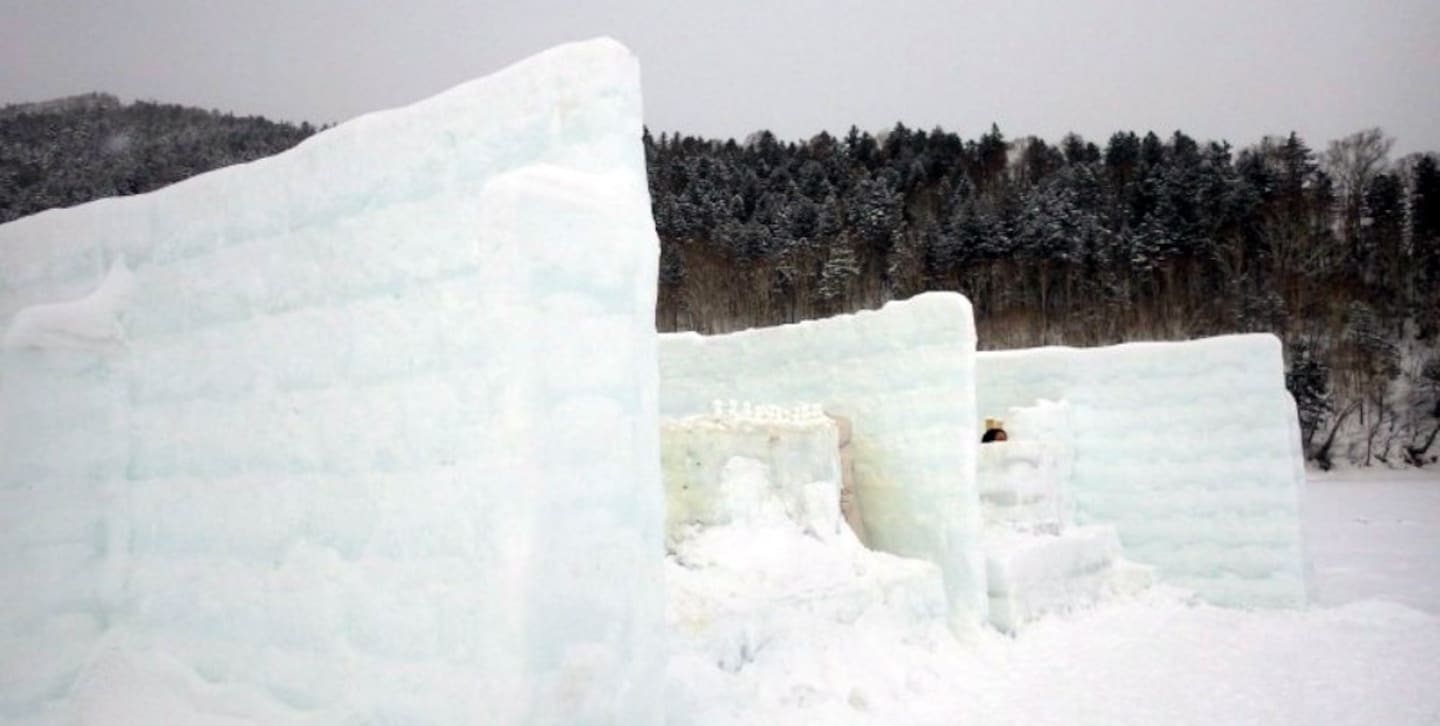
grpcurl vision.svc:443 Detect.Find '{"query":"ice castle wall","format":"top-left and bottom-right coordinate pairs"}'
top-left (976, 335), bottom-right (1308, 607)
top-left (658, 293), bottom-right (986, 627)
top-left (0, 38), bottom-right (663, 724)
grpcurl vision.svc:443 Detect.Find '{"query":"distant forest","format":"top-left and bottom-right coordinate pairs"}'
top-left (0, 93), bottom-right (316, 224)
top-left (2, 95), bottom-right (1437, 468)
top-left (647, 126), bottom-right (1440, 469)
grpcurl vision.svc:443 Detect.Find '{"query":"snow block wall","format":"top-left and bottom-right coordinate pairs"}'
top-left (977, 440), bottom-right (1066, 531)
top-left (976, 335), bottom-right (1308, 608)
top-left (0, 38), bottom-right (663, 724)
top-left (658, 293), bottom-right (985, 626)
top-left (661, 406), bottom-right (841, 547)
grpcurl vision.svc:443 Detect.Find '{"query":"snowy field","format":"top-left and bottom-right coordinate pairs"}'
top-left (1306, 469), bottom-right (1440, 614)
top-left (667, 468), bottom-right (1440, 726)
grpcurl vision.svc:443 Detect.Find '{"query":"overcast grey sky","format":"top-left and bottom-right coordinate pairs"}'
top-left (3, 0), bottom-right (1438, 155)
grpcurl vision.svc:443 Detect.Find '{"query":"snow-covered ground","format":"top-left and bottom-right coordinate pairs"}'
top-left (667, 468), bottom-right (1440, 725)
top-left (1306, 468), bottom-right (1440, 614)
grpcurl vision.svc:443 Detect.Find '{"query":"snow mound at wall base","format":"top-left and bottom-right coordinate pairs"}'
top-left (664, 455), bottom-right (963, 725)
top-left (984, 526), bottom-right (1154, 633)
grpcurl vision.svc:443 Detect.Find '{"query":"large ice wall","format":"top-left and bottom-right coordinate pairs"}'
top-left (0, 38), bottom-right (663, 724)
top-left (976, 335), bottom-right (1308, 608)
top-left (658, 293), bottom-right (985, 626)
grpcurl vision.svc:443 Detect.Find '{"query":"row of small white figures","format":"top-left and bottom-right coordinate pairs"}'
top-left (708, 400), bottom-right (828, 423)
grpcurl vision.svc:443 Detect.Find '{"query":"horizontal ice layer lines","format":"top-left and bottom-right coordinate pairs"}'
top-left (0, 352), bottom-right (127, 721)
top-left (659, 293), bottom-right (985, 627)
top-left (0, 38), bottom-right (663, 725)
top-left (977, 335), bottom-right (1308, 608)
top-left (977, 438), bottom-right (1068, 532)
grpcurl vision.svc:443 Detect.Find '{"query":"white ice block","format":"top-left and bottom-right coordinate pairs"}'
top-left (0, 38), bottom-right (663, 725)
top-left (977, 440), bottom-right (1066, 532)
top-left (984, 526), bottom-right (1153, 633)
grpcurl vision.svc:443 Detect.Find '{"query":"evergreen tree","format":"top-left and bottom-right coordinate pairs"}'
top-left (1286, 341), bottom-right (1333, 455)
top-left (1410, 156), bottom-right (1440, 336)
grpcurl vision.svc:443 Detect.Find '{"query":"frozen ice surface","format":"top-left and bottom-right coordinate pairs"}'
top-left (659, 292), bottom-right (985, 627)
top-left (0, 38), bottom-right (662, 725)
top-left (977, 335), bottom-right (1308, 608)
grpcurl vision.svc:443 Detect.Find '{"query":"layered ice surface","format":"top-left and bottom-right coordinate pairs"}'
top-left (659, 293), bottom-right (985, 627)
top-left (978, 439), bottom-right (1068, 531)
top-left (977, 335), bottom-right (1308, 608)
top-left (0, 38), bottom-right (663, 725)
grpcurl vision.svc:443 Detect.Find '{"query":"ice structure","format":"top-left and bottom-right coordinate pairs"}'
top-left (662, 432), bottom-right (955, 724)
top-left (977, 401), bottom-right (1153, 633)
top-left (977, 335), bottom-right (1308, 608)
top-left (658, 292), bottom-right (985, 628)
top-left (0, 38), bottom-right (663, 724)
top-left (661, 403), bottom-right (843, 548)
